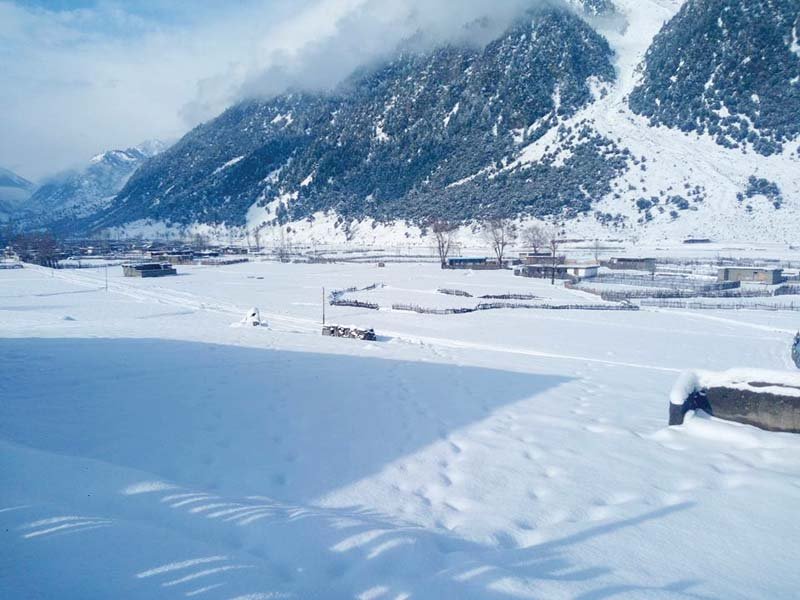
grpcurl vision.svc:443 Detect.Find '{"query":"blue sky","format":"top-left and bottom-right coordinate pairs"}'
top-left (11, 0), bottom-right (247, 27)
top-left (0, 0), bottom-right (535, 180)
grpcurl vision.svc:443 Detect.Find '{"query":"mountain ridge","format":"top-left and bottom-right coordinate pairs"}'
top-left (0, 167), bottom-right (34, 220)
top-left (20, 141), bottom-right (166, 230)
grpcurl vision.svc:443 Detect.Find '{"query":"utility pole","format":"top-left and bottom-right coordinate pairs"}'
top-left (322, 287), bottom-right (326, 325)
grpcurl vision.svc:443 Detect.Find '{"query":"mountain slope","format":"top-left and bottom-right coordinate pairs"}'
top-left (0, 167), bottom-right (34, 220)
top-left (629, 0), bottom-right (800, 156)
top-left (452, 0), bottom-right (799, 245)
top-left (24, 142), bottom-right (166, 230)
top-left (98, 8), bottom-right (624, 230)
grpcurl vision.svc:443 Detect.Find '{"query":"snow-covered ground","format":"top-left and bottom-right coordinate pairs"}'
top-left (2, 260), bottom-right (800, 599)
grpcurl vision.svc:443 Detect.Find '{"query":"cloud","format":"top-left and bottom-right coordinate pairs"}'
top-left (0, 0), bottom-right (548, 181)
top-left (0, 0), bottom-right (305, 179)
top-left (234, 0), bottom-right (548, 100)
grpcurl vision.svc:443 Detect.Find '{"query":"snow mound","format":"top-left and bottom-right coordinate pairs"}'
top-left (671, 368), bottom-right (800, 405)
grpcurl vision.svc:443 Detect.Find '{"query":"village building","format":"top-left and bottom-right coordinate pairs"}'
top-left (568, 264), bottom-right (600, 279)
top-left (150, 250), bottom-right (195, 265)
top-left (445, 257), bottom-right (504, 270)
top-left (607, 257), bottom-right (656, 271)
top-left (518, 252), bottom-right (564, 266)
top-left (122, 263), bottom-right (178, 278)
top-left (514, 263), bottom-right (599, 280)
top-left (717, 267), bottom-right (784, 285)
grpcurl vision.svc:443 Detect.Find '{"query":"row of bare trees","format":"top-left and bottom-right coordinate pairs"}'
top-left (430, 218), bottom-right (562, 268)
top-left (5, 231), bottom-right (60, 264)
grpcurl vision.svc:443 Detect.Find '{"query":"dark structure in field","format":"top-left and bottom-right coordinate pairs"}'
top-left (445, 257), bottom-right (503, 270)
top-left (519, 252), bottom-right (563, 266)
top-left (717, 267), bottom-right (783, 284)
top-left (793, 333), bottom-right (800, 370)
top-left (322, 325), bottom-right (377, 341)
top-left (670, 370), bottom-right (800, 433)
top-left (514, 264), bottom-right (599, 280)
top-left (607, 257), bottom-right (656, 272)
top-left (122, 263), bottom-right (178, 278)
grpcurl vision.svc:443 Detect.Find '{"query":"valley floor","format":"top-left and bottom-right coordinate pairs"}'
top-left (2, 260), bottom-right (799, 599)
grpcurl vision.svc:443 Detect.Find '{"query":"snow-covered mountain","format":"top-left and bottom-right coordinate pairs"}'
top-left (0, 167), bottom-right (34, 221)
top-left (62, 1), bottom-right (800, 242)
top-left (22, 141), bottom-right (166, 231)
top-left (98, 8), bottom-right (621, 232)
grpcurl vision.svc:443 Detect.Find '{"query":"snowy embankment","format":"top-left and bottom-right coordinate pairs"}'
top-left (2, 262), bottom-right (800, 599)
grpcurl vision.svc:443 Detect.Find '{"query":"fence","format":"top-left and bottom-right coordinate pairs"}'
top-left (55, 261), bottom-right (126, 269)
top-left (329, 282), bottom-right (384, 304)
top-left (392, 302), bottom-right (638, 315)
top-left (438, 288), bottom-right (473, 297)
top-left (570, 282), bottom-right (800, 302)
top-left (392, 304), bottom-right (475, 315)
top-left (640, 299), bottom-right (800, 311)
top-left (199, 257), bottom-right (249, 266)
top-left (775, 285), bottom-right (800, 296)
top-left (330, 299), bottom-right (380, 310)
top-left (479, 293), bottom-right (539, 300)
top-left (437, 289), bottom-right (539, 300)
top-left (590, 274), bottom-right (738, 291)
top-left (656, 257), bottom-right (800, 269)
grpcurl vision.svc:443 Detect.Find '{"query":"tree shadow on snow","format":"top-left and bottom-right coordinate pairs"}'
top-left (0, 336), bottom-right (569, 502)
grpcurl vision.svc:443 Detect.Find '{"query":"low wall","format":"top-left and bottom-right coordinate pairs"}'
top-left (669, 369), bottom-right (800, 433)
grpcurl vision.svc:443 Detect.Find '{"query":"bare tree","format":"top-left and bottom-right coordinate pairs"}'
top-left (482, 218), bottom-right (517, 265)
top-left (430, 219), bottom-right (458, 267)
top-left (547, 227), bottom-right (562, 285)
top-left (12, 231), bottom-right (59, 266)
top-left (521, 224), bottom-right (548, 255)
top-left (193, 232), bottom-right (208, 250)
top-left (276, 227), bottom-right (290, 262)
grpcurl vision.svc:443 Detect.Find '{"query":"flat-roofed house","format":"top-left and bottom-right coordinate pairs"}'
top-left (717, 267), bottom-right (784, 285)
top-left (122, 263), bottom-right (178, 278)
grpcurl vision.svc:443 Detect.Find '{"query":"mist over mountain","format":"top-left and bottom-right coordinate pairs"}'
top-left (19, 142), bottom-right (166, 230)
top-left (0, 167), bottom-right (34, 221)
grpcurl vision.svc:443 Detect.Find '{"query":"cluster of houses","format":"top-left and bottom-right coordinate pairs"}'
top-left (445, 252), bottom-right (790, 286)
top-left (121, 247), bottom-right (251, 277)
top-left (444, 253), bottom-right (610, 280)
top-left (513, 252), bottom-right (600, 280)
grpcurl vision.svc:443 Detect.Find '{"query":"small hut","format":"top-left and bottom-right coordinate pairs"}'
top-left (122, 263), bottom-right (177, 278)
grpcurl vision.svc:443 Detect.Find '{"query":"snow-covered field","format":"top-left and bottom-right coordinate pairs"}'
top-left (2, 260), bottom-right (800, 599)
